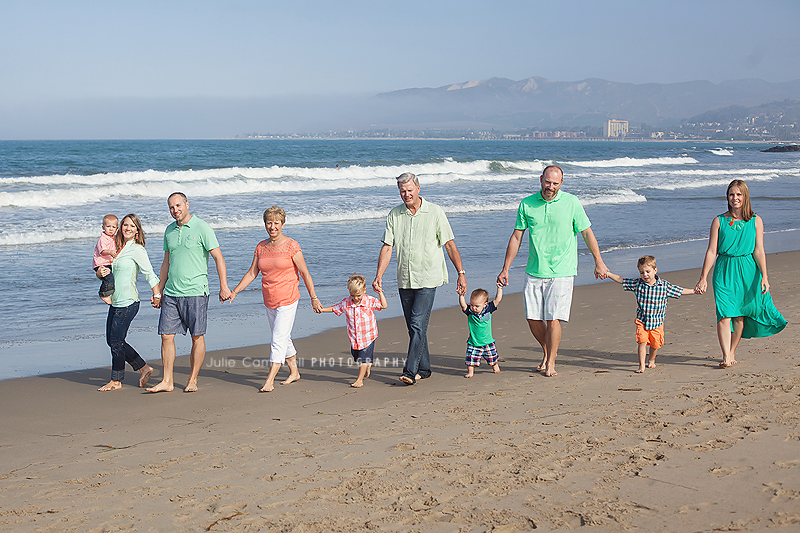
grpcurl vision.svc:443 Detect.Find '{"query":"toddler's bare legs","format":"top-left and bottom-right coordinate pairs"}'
top-left (352, 362), bottom-right (371, 387)
top-left (465, 365), bottom-right (476, 378)
top-left (647, 346), bottom-right (659, 369)
top-left (636, 343), bottom-right (647, 373)
top-left (491, 362), bottom-right (501, 373)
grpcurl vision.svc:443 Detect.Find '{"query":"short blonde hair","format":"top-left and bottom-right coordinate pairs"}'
top-left (637, 255), bottom-right (657, 269)
top-left (347, 273), bottom-right (367, 295)
top-left (470, 288), bottom-right (489, 301)
top-left (102, 214), bottom-right (118, 225)
top-left (263, 205), bottom-right (286, 224)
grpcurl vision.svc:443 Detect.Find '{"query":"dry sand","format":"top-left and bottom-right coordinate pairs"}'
top-left (1, 251), bottom-right (798, 532)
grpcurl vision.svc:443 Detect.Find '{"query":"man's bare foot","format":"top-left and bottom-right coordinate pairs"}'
top-left (184, 382), bottom-right (198, 393)
top-left (139, 366), bottom-right (153, 388)
top-left (98, 380), bottom-right (122, 391)
top-left (146, 381), bottom-right (174, 393)
top-left (647, 361), bottom-right (657, 369)
top-left (492, 364), bottom-right (501, 374)
top-left (351, 380), bottom-right (364, 388)
top-left (281, 374), bottom-right (300, 385)
top-left (100, 295), bottom-right (112, 305)
top-left (260, 382), bottom-right (274, 392)
top-left (544, 367), bottom-right (558, 377)
top-left (635, 368), bottom-right (645, 373)
top-left (399, 375), bottom-right (414, 385)
top-left (719, 359), bottom-right (738, 368)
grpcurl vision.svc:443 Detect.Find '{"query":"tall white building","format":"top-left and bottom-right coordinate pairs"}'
top-left (604, 119), bottom-right (628, 138)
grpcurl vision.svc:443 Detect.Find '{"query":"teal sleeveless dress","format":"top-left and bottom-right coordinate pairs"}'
top-left (712, 214), bottom-right (787, 338)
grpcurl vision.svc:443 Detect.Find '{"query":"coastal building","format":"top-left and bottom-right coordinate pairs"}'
top-left (604, 119), bottom-right (628, 138)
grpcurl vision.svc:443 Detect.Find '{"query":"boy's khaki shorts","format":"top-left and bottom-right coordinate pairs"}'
top-left (635, 319), bottom-right (664, 349)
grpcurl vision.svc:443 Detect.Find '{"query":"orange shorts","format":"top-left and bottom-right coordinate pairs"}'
top-left (635, 319), bottom-right (664, 349)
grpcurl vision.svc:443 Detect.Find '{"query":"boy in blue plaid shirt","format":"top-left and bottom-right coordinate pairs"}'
top-left (607, 255), bottom-right (698, 373)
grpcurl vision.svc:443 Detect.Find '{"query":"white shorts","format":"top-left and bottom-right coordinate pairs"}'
top-left (266, 301), bottom-right (298, 364)
top-left (523, 275), bottom-right (574, 322)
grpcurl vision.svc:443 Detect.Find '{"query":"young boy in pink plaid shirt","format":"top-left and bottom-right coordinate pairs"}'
top-left (320, 274), bottom-right (388, 387)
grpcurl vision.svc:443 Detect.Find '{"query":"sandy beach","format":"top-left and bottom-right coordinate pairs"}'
top-left (1, 251), bottom-right (797, 532)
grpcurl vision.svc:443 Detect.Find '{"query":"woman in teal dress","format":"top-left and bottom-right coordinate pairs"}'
top-left (696, 180), bottom-right (787, 367)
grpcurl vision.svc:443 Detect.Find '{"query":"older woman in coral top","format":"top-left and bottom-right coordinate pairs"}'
top-left (229, 206), bottom-right (323, 392)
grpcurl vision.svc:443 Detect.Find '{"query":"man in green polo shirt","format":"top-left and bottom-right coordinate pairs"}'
top-left (147, 192), bottom-right (231, 393)
top-left (497, 165), bottom-right (609, 377)
top-left (374, 172), bottom-right (468, 385)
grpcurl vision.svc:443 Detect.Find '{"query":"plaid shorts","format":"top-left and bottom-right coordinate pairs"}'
top-left (465, 342), bottom-right (498, 366)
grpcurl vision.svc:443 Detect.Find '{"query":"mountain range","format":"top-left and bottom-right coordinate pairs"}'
top-left (364, 77), bottom-right (800, 130)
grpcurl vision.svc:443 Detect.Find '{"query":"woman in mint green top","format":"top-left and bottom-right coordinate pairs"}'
top-left (696, 180), bottom-right (786, 368)
top-left (95, 214), bottom-right (160, 391)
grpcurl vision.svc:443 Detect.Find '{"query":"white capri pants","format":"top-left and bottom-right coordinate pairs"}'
top-left (523, 275), bottom-right (574, 322)
top-left (266, 300), bottom-right (299, 364)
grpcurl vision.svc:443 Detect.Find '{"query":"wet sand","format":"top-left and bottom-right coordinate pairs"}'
top-left (0, 251), bottom-right (797, 532)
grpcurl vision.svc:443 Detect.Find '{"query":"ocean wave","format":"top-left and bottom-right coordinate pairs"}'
top-left (0, 158), bottom-right (545, 188)
top-left (567, 156), bottom-right (697, 168)
top-left (580, 189), bottom-right (646, 205)
top-left (647, 175), bottom-right (774, 190)
top-left (708, 148), bottom-right (733, 156)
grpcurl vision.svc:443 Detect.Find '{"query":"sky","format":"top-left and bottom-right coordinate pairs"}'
top-left (1, 0), bottom-right (799, 138)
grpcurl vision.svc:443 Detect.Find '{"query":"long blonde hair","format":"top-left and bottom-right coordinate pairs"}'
top-left (115, 214), bottom-right (146, 249)
top-left (726, 179), bottom-right (754, 221)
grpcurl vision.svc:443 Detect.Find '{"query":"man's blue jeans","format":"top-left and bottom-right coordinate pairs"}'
top-left (398, 287), bottom-right (437, 383)
top-left (106, 301), bottom-right (146, 381)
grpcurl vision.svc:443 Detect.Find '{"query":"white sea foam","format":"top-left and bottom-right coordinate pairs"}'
top-left (567, 156), bottom-right (697, 168)
top-left (709, 148), bottom-right (733, 156)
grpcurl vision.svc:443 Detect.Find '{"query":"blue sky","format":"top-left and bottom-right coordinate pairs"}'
top-left (1, 0), bottom-right (798, 137)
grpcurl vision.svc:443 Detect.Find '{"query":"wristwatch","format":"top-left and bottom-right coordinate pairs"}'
top-left (457, 270), bottom-right (466, 275)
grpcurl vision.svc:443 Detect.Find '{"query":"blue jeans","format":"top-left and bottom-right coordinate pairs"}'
top-left (106, 301), bottom-right (146, 381)
top-left (399, 287), bottom-right (437, 382)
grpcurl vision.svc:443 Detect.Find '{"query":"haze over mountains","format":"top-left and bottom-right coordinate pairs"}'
top-left (366, 77), bottom-right (800, 130)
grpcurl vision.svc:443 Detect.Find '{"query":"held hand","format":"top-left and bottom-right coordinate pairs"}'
top-left (151, 294), bottom-right (162, 308)
top-left (312, 299), bottom-right (323, 313)
top-left (594, 262), bottom-right (610, 280)
top-left (228, 290), bottom-right (237, 303)
top-left (372, 277), bottom-right (382, 294)
top-left (456, 273), bottom-right (467, 296)
top-left (496, 270), bottom-right (509, 287)
top-left (219, 287), bottom-right (232, 303)
top-left (695, 279), bottom-right (707, 294)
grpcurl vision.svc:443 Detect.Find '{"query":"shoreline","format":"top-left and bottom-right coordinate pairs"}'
top-left (1, 251), bottom-right (796, 531)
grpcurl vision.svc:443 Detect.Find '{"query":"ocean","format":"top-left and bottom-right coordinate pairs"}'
top-left (1, 140), bottom-right (797, 380)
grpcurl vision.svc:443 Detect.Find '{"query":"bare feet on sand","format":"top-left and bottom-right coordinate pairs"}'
top-left (719, 359), bottom-right (738, 368)
top-left (399, 375), bottom-right (414, 385)
top-left (260, 381), bottom-right (274, 393)
top-left (146, 381), bottom-right (174, 393)
top-left (184, 382), bottom-right (198, 393)
top-left (492, 363), bottom-right (501, 373)
top-left (635, 367), bottom-right (645, 374)
top-left (98, 380), bottom-right (122, 391)
top-left (647, 361), bottom-right (657, 369)
top-left (465, 367), bottom-right (475, 378)
top-left (281, 374), bottom-right (300, 385)
top-left (351, 380), bottom-right (364, 388)
top-left (544, 367), bottom-right (558, 377)
top-left (138, 366), bottom-right (153, 388)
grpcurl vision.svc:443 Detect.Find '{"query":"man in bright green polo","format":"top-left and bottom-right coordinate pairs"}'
top-left (374, 172), bottom-right (468, 385)
top-left (147, 192), bottom-right (231, 393)
top-left (497, 165), bottom-right (609, 377)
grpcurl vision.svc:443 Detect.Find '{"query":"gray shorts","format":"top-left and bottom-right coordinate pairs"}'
top-left (523, 275), bottom-right (574, 322)
top-left (158, 294), bottom-right (209, 336)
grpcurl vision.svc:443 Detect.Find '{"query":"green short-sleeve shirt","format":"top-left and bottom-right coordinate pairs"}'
top-left (163, 216), bottom-right (220, 297)
top-left (382, 198), bottom-right (455, 289)
top-left (514, 191), bottom-right (591, 278)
